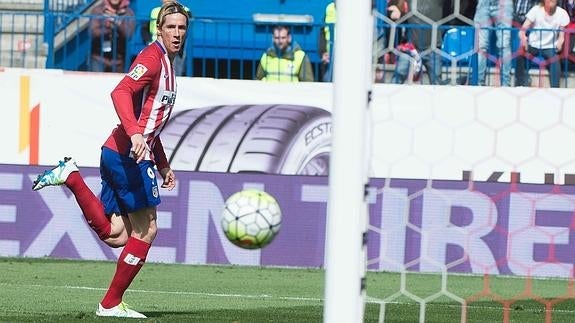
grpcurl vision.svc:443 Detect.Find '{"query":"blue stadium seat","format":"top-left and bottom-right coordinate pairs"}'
top-left (441, 26), bottom-right (475, 66)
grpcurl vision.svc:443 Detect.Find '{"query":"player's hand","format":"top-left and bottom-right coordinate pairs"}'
top-left (159, 168), bottom-right (176, 190)
top-left (130, 133), bottom-right (147, 163)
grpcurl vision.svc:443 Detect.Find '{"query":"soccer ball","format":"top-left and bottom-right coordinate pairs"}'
top-left (221, 189), bottom-right (282, 249)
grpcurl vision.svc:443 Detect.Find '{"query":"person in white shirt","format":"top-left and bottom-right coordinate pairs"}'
top-left (519, 0), bottom-right (570, 87)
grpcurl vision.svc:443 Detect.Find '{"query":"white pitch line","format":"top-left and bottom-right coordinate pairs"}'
top-left (3, 282), bottom-right (575, 315)
top-left (0, 282), bottom-right (323, 302)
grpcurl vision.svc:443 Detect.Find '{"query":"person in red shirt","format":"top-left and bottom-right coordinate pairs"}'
top-left (32, 1), bottom-right (189, 318)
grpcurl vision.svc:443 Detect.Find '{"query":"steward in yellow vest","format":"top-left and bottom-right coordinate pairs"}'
top-left (322, 2), bottom-right (336, 55)
top-left (256, 25), bottom-right (314, 82)
top-left (318, 1), bottom-right (336, 82)
top-left (148, 6), bottom-right (162, 43)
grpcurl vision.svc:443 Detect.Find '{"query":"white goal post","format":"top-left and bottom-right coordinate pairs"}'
top-left (323, 0), bottom-right (374, 322)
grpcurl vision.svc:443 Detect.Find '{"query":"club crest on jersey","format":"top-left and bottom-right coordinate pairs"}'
top-left (128, 64), bottom-right (148, 80)
top-left (161, 91), bottom-right (176, 105)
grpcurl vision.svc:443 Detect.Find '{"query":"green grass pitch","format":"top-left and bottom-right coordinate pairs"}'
top-left (0, 257), bottom-right (574, 322)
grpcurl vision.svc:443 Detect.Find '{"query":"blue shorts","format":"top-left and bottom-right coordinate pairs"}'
top-left (100, 147), bottom-right (161, 216)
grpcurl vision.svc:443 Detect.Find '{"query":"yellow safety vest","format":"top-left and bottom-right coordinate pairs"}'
top-left (260, 50), bottom-right (306, 82)
top-left (149, 5), bottom-right (190, 43)
top-left (324, 2), bottom-right (336, 54)
top-left (149, 6), bottom-right (162, 43)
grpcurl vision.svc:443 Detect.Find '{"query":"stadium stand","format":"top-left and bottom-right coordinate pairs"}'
top-left (1, 0), bottom-right (575, 86)
top-left (0, 0), bottom-right (46, 68)
top-left (128, 0), bottom-right (333, 79)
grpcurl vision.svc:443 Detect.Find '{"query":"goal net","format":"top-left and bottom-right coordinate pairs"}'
top-left (326, 0), bottom-right (575, 322)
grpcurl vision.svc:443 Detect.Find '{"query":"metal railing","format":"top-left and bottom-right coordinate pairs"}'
top-left (2, 8), bottom-right (575, 87)
top-left (0, 12), bottom-right (46, 68)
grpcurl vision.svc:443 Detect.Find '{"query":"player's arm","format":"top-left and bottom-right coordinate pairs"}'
top-left (111, 54), bottom-right (160, 161)
top-left (152, 137), bottom-right (175, 190)
top-left (152, 137), bottom-right (169, 172)
top-left (110, 55), bottom-right (159, 137)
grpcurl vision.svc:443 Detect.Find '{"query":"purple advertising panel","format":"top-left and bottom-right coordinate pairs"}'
top-left (1, 164), bottom-right (575, 278)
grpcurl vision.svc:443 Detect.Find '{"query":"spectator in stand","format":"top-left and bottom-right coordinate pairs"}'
top-left (561, 0), bottom-right (575, 61)
top-left (318, 1), bottom-right (336, 82)
top-left (257, 25), bottom-right (314, 82)
top-left (444, 0), bottom-right (477, 24)
top-left (474, 0), bottom-right (514, 86)
top-left (375, 64), bottom-right (386, 83)
top-left (514, 0), bottom-right (538, 86)
top-left (90, 0), bottom-right (135, 73)
top-left (441, 0), bottom-right (476, 85)
top-left (387, 0), bottom-right (423, 84)
top-left (404, 0), bottom-right (450, 85)
top-left (144, 0), bottom-right (190, 76)
top-left (519, 0), bottom-right (569, 87)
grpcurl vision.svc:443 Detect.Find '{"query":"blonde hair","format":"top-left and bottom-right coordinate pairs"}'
top-left (156, 1), bottom-right (190, 29)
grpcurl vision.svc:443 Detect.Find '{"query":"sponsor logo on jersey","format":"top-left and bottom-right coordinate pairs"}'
top-left (128, 64), bottom-right (148, 80)
top-left (161, 91), bottom-right (177, 105)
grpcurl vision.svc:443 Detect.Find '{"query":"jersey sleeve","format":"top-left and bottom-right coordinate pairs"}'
top-left (110, 49), bottom-right (161, 137)
top-left (152, 136), bottom-right (169, 171)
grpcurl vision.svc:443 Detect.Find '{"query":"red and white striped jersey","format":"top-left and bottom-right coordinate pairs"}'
top-left (103, 40), bottom-right (176, 171)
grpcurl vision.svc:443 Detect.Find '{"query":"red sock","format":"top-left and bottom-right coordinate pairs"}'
top-left (100, 237), bottom-right (151, 308)
top-left (66, 172), bottom-right (111, 240)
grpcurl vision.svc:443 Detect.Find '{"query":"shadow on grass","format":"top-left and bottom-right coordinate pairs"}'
top-left (5, 299), bottom-right (571, 322)
top-left (0, 305), bottom-right (386, 322)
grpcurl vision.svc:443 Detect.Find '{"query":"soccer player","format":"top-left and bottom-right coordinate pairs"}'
top-left (32, 1), bottom-right (189, 318)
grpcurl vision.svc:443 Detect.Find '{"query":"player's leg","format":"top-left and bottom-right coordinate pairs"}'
top-left (32, 157), bottom-right (114, 242)
top-left (97, 207), bottom-right (156, 319)
top-left (99, 176), bottom-right (132, 248)
top-left (103, 213), bottom-right (131, 248)
top-left (99, 207), bottom-right (157, 308)
top-left (97, 149), bottom-right (160, 318)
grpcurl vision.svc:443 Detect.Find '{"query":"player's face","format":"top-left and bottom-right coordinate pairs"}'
top-left (273, 28), bottom-right (291, 51)
top-left (158, 13), bottom-right (188, 57)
